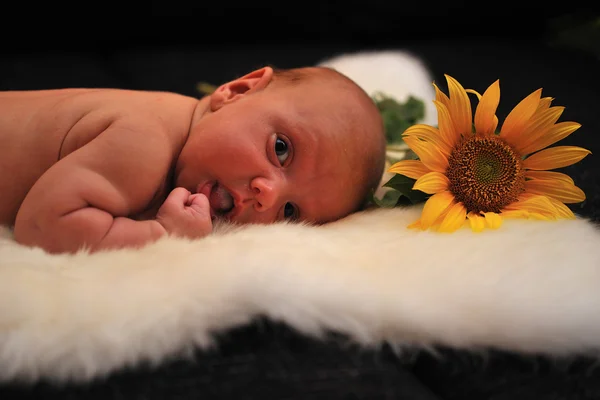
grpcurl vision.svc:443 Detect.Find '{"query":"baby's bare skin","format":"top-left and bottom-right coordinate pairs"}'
top-left (0, 66), bottom-right (386, 255)
top-left (0, 88), bottom-right (210, 253)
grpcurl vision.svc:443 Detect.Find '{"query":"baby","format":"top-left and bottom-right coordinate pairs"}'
top-left (0, 65), bottom-right (386, 254)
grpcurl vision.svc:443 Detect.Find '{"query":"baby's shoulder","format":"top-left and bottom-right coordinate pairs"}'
top-left (59, 89), bottom-right (199, 157)
top-left (94, 88), bottom-right (199, 140)
top-left (62, 88), bottom-right (198, 121)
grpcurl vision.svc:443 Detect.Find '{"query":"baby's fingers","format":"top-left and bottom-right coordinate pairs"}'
top-left (188, 193), bottom-right (210, 215)
top-left (187, 194), bottom-right (213, 235)
top-left (164, 187), bottom-right (192, 209)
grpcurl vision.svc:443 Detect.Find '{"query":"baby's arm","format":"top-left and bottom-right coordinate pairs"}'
top-left (13, 119), bottom-right (211, 254)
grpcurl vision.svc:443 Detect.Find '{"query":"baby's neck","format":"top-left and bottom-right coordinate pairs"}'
top-left (187, 96), bottom-right (211, 138)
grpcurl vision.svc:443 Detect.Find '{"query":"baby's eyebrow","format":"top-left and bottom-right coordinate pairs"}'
top-left (288, 117), bottom-right (316, 140)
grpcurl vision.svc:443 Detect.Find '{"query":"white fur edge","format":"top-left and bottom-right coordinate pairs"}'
top-left (1, 206), bottom-right (600, 384)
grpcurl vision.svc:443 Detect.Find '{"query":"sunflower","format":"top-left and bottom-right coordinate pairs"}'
top-left (388, 74), bottom-right (591, 233)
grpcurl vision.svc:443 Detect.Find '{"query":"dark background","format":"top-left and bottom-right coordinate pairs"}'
top-left (1, 3), bottom-right (600, 399)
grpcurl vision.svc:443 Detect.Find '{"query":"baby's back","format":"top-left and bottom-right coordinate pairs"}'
top-left (0, 88), bottom-right (197, 227)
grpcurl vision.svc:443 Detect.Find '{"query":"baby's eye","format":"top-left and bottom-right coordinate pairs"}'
top-left (275, 137), bottom-right (290, 165)
top-left (283, 202), bottom-right (298, 221)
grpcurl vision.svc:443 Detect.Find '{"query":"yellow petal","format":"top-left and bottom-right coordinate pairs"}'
top-left (529, 212), bottom-right (554, 220)
top-left (518, 122), bottom-right (581, 155)
top-left (524, 179), bottom-right (586, 204)
top-left (491, 116), bottom-right (499, 135)
top-left (518, 192), bottom-right (542, 201)
top-left (433, 100), bottom-right (460, 149)
top-left (503, 194), bottom-right (559, 218)
top-left (445, 74), bottom-right (473, 137)
top-left (403, 124), bottom-right (451, 156)
top-left (403, 136), bottom-right (449, 173)
top-left (413, 171), bottom-right (449, 194)
top-left (466, 89), bottom-right (497, 132)
top-left (433, 82), bottom-right (450, 108)
top-left (407, 219), bottom-right (423, 230)
top-left (430, 204), bottom-right (454, 229)
top-left (525, 170), bottom-right (574, 185)
top-left (482, 212), bottom-right (503, 229)
top-left (466, 211), bottom-right (486, 232)
top-left (537, 97), bottom-right (554, 111)
top-left (465, 88), bottom-right (482, 100)
top-left (474, 79), bottom-right (500, 136)
top-left (512, 106), bottom-right (565, 155)
top-left (420, 191), bottom-right (455, 229)
top-left (500, 88), bottom-right (542, 146)
top-left (523, 146), bottom-right (591, 170)
top-left (438, 202), bottom-right (467, 233)
top-left (388, 159), bottom-right (430, 179)
top-left (547, 197), bottom-right (576, 219)
top-left (500, 209), bottom-right (530, 219)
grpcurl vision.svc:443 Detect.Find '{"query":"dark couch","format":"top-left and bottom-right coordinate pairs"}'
top-left (1, 5), bottom-right (599, 399)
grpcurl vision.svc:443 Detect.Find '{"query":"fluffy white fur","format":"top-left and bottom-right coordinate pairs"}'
top-left (2, 50), bottom-right (599, 385)
top-left (1, 207), bottom-right (600, 384)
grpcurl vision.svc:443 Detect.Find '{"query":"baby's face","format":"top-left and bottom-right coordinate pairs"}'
top-left (175, 74), bottom-right (376, 225)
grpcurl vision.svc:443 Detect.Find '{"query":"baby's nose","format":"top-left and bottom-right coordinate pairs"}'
top-left (250, 176), bottom-right (281, 212)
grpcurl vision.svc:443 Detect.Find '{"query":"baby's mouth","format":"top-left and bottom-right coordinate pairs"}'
top-left (209, 183), bottom-right (234, 216)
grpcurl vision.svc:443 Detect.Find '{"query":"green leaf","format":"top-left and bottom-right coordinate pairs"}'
top-left (372, 93), bottom-right (426, 145)
top-left (372, 190), bottom-right (403, 208)
top-left (382, 174), bottom-right (430, 205)
top-left (369, 92), bottom-right (430, 209)
top-left (370, 172), bottom-right (430, 209)
top-left (382, 174), bottom-right (414, 191)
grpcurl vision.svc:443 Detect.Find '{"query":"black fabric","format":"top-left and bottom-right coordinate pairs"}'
top-left (0, 323), bottom-right (441, 400)
top-left (1, 7), bottom-right (600, 400)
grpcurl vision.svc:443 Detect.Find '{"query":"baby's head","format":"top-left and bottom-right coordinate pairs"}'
top-left (176, 65), bottom-right (386, 225)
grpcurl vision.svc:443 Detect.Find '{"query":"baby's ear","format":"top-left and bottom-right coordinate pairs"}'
top-left (210, 67), bottom-right (274, 111)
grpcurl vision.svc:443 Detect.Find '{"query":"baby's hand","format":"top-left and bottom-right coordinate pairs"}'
top-left (156, 187), bottom-right (213, 239)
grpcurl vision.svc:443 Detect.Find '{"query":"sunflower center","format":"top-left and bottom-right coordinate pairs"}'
top-left (446, 136), bottom-right (524, 213)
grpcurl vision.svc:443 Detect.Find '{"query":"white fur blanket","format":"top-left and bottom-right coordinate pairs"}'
top-left (2, 51), bottom-right (600, 385)
top-left (2, 207), bottom-right (600, 384)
